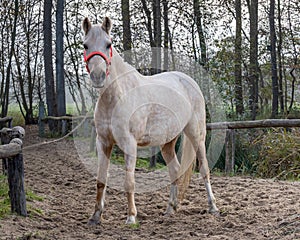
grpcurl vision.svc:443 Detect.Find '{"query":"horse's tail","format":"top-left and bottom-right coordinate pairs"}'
top-left (178, 134), bottom-right (196, 201)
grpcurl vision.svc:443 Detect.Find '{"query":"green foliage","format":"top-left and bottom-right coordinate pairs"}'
top-left (7, 105), bottom-right (25, 126)
top-left (212, 129), bottom-right (261, 176)
top-left (111, 148), bottom-right (166, 170)
top-left (254, 128), bottom-right (300, 180)
top-left (26, 190), bottom-right (44, 202)
top-left (124, 219), bottom-right (141, 229)
top-left (234, 134), bottom-right (260, 175)
top-left (0, 175), bottom-right (10, 218)
top-left (0, 174), bottom-right (44, 219)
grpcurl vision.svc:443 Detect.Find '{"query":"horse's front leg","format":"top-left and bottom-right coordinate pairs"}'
top-left (123, 142), bottom-right (137, 224)
top-left (88, 137), bottom-right (112, 225)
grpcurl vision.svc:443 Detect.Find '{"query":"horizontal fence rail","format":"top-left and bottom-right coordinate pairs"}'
top-left (207, 119), bottom-right (300, 130)
top-left (0, 117), bottom-right (13, 128)
top-left (206, 119), bottom-right (300, 174)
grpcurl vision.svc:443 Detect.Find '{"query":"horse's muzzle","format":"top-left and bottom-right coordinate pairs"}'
top-left (90, 70), bottom-right (106, 88)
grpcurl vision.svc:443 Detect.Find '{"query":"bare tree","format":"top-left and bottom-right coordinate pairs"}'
top-left (269, 0), bottom-right (279, 117)
top-left (162, 0), bottom-right (169, 71)
top-left (1, 0), bottom-right (18, 118)
top-left (43, 0), bottom-right (57, 131)
top-left (122, 0), bottom-right (132, 63)
top-left (56, 0), bottom-right (66, 118)
top-left (12, 0), bottom-right (43, 124)
top-left (234, 0), bottom-right (244, 115)
top-left (194, 0), bottom-right (207, 68)
top-left (287, 0), bottom-right (298, 113)
top-left (247, 0), bottom-right (259, 120)
top-left (277, 0), bottom-right (284, 114)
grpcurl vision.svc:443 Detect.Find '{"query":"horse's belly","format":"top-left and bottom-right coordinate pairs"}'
top-left (132, 104), bottom-right (190, 146)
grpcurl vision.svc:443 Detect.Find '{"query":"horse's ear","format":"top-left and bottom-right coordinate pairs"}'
top-left (102, 17), bottom-right (112, 34)
top-left (82, 17), bottom-right (92, 35)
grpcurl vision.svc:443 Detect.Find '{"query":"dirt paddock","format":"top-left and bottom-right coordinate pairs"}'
top-left (0, 125), bottom-right (299, 239)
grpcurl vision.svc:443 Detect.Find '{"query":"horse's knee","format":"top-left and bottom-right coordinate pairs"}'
top-left (96, 181), bottom-right (106, 201)
top-left (124, 171), bottom-right (135, 193)
top-left (95, 181), bottom-right (106, 211)
top-left (167, 158), bottom-right (181, 183)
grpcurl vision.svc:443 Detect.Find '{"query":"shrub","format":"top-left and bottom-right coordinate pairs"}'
top-left (254, 128), bottom-right (300, 180)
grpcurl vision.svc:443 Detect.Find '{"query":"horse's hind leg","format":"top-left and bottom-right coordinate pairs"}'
top-left (197, 140), bottom-right (219, 213)
top-left (161, 137), bottom-right (180, 215)
top-left (184, 121), bottom-right (219, 214)
top-left (88, 138), bottom-right (112, 225)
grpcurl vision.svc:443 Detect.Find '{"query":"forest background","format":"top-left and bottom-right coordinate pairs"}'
top-left (0, 0), bottom-right (299, 178)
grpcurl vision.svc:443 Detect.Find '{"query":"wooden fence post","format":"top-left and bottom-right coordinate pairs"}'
top-left (1, 127), bottom-right (14, 175)
top-left (225, 129), bottom-right (235, 174)
top-left (7, 138), bottom-right (27, 216)
top-left (38, 101), bottom-right (45, 137)
top-left (0, 126), bottom-right (27, 217)
top-left (62, 119), bottom-right (67, 135)
top-left (90, 125), bottom-right (96, 153)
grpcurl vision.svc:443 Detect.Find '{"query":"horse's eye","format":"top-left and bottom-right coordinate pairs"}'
top-left (107, 43), bottom-right (112, 49)
top-left (83, 44), bottom-right (88, 50)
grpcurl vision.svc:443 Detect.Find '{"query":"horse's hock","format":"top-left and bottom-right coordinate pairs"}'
top-left (0, 125), bottom-right (27, 217)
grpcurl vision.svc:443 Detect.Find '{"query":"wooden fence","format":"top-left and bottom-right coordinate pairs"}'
top-left (37, 111), bottom-right (300, 174)
top-left (206, 119), bottom-right (300, 173)
top-left (0, 116), bottom-right (13, 128)
top-left (0, 126), bottom-right (27, 216)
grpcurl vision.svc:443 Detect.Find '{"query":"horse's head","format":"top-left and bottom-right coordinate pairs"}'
top-left (82, 17), bottom-right (112, 88)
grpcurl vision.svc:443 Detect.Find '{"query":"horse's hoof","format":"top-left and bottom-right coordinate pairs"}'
top-left (209, 207), bottom-right (220, 217)
top-left (164, 205), bottom-right (176, 216)
top-left (87, 217), bottom-right (100, 226)
top-left (164, 209), bottom-right (175, 217)
top-left (125, 215), bottom-right (136, 224)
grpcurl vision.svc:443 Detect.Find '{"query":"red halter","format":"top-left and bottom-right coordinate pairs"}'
top-left (84, 46), bottom-right (113, 76)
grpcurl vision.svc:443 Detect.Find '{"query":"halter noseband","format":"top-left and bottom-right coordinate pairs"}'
top-left (84, 46), bottom-right (113, 76)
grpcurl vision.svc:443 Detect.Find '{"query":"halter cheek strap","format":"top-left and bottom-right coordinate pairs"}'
top-left (84, 46), bottom-right (113, 76)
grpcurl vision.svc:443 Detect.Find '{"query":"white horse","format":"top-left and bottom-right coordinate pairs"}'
top-left (82, 17), bottom-right (218, 225)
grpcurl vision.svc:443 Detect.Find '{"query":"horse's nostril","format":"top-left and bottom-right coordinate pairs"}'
top-left (101, 72), bottom-right (106, 79)
top-left (90, 71), bottom-right (105, 81)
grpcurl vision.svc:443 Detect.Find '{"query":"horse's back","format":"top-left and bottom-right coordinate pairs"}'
top-left (145, 71), bottom-right (205, 110)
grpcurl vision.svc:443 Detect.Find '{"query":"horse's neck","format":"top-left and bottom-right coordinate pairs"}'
top-left (111, 49), bottom-right (139, 79)
top-left (99, 49), bottom-right (140, 100)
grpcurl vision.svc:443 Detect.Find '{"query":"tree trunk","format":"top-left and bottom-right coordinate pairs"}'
top-left (194, 0), bottom-right (207, 68)
top-left (287, 0), bottom-right (298, 114)
top-left (56, 0), bottom-right (66, 119)
top-left (248, 0), bottom-right (259, 120)
top-left (269, 0), bottom-right (278, 118)
top-left (152, 0), bottom-right (162, 74)
top-left (277, 0), bottom-right (284, 114)
top-left (162, 0), bottom-right (169, 71)
top-left (122, 0), bottom-right (132, 64)
top-left (234, 0), bottom-right (244, 116)
top-left (43, 0), bottom-right (57, 131)
top-left (1, 0), bottom-right (18, 118)
top-left (141, 0), bottom-right (154, 47)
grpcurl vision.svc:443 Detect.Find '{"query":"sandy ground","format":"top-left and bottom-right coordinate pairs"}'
top-left (0, 125), bottom-right (299, 240)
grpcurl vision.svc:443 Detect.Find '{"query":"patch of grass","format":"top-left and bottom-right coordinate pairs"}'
top-left (7, 104), bottom-right (25, 126)
top-left (122, 220), bottom-right (140, 229)
top-left (27, 205), bottom-right (44, 217)
top-left (254, 128), bottom-right (300, 180)
top-left (211, 169), bottom-right (226, 177)
top-left (111, 153), bottom-right (166, 170)
top-left (128, 221), bottom-right (140, 229)
top-left (0, 174), bottom-right (44, 219)
top-left (26, 190), bottom-right (44, 202)
top-left (0, 175), bottom-right (11, 218)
